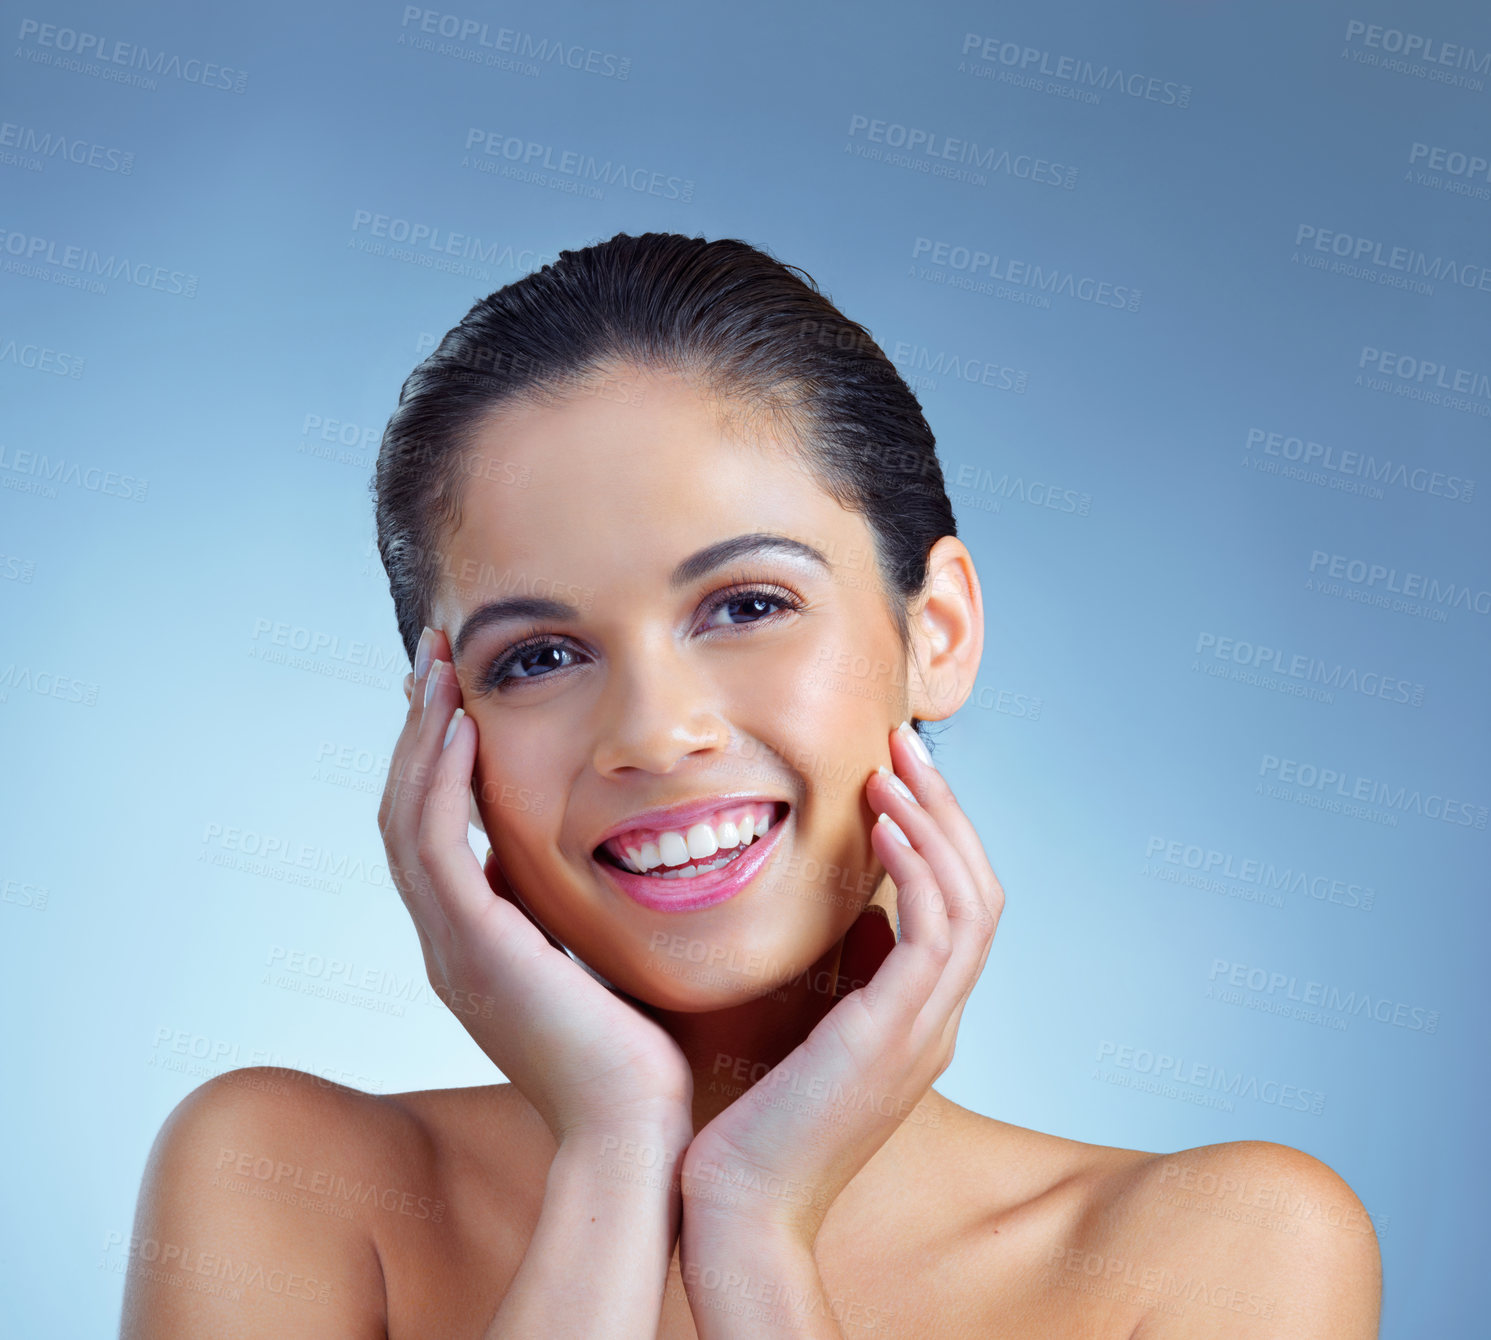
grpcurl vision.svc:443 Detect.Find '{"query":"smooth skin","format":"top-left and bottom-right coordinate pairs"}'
top-left (122, 366), bottom-right (1381, 1338)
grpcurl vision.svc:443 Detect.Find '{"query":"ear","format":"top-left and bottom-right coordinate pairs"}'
top-left (905, 535), bottom-right (984, 723)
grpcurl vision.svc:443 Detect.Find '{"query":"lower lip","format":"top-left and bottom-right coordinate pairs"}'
top-left (594, 809), bottom-right (790, 913)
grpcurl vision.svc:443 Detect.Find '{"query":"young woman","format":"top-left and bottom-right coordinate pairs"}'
top-left (123, 233), bottom-right (1381, 1337)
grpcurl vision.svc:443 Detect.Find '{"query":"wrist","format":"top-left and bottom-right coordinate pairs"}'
top-left (681, 1200), bottom-right (817, 1263)
top-left (679, 1229), bottom-right (837, 1339)
top-left (555, 1121), bottom-right (693, 1199)
top-left (680, 1150), bottom-right (831, 1248)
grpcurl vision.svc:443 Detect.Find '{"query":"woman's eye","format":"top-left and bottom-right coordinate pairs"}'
top-left (483, 589), bottom-right (799, 690)
top-left (701, 591), bottom-right (794, 630)
top-left (485, 642), bottom-right (577, 688)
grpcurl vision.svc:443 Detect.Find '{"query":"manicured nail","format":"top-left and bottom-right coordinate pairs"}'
top-left (424, 659), bottom-right (445, 709)
top-left (876, 764), bottom-right (917, 804)
top-left (414, 625), bottom-right (436, 681)
top-left (877, 812), bottom-right (911, 847)
top-left (443, 707), bottom-right (465, 749)
top-left (897, 720), bottom-right (933, 767)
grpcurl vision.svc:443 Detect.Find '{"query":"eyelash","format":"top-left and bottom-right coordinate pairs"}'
top-left (478, 581), bottom-right (806, 692)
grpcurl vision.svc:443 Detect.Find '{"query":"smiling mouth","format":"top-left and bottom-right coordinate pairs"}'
top-left (593, 802), bottom-right (790, 880)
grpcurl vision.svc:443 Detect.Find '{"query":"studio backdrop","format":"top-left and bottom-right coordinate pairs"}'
top-left (1, 1), bottom-right (1486, 1334)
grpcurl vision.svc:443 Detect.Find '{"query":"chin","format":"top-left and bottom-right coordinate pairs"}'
top-left (599, 916), bottom-right (850, 1015)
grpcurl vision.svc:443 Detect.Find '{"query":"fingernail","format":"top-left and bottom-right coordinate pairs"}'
top-left (424, 658), bottom-right (445, 709)
top-left (897, 720), bottom-right (933, 767)
top-left (414, 625), bottom-right (436, 681)
top-left (876, 764), bottom-right (917, 804)
top-left (877, 812), bottom-right (911, 847)
top-left (443, 707), bottom-right (465, 749)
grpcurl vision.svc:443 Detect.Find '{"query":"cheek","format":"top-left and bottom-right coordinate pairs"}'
top-left (470, 726), bottom-right (560, 829)
top-left (744, 622), bottom-right (899, 737)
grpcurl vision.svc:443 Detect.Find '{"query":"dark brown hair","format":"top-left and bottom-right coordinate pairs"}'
top-left (371, 231), bottom-right (957, 736)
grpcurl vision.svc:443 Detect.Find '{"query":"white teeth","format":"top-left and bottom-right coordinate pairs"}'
top-left (685, 823), bottom-right (719, 861)
top-left (608, 804), bottom-right (780, 876)
top-left (658, 850), bottom-right (740, 878)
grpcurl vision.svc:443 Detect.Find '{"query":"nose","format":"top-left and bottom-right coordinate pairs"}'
top-left (589, 638), bottom-right (733, 777)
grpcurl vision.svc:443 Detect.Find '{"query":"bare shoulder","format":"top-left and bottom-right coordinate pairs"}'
top-left (120, 1065), bottom-right (431, 1338)
top-left (920, 1106), bottom-right (1380, 1339)
top-left (1089, 1139), bottom-right (1382, 1338)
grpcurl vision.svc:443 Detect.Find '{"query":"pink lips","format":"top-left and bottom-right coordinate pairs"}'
top-left (595, 804), bottom-right (790, 913)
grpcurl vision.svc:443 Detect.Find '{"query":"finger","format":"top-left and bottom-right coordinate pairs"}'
top-left (380, 628), bottom-right (454, 845)
top-left (892, 723), bottom-right (1005, 931)
top-left (415, 690), bottom-right (565, 984)
top-left (868, 766), bottom-right (990, 1027)
top-left (380, 655), bottom-right (459, 950)
top-left (882, 733), bottom-right (1001, 1025)
top-left (384, 660), bottom-right (463, 917)
top-left (840, 815), bottom-right (949, 1047)
top-left (870, 764), bottom-right (982, 926)
top-left (412, 674), bottom-right (494, 927)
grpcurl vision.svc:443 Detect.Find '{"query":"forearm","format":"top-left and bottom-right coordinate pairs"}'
top-left (484, 1125), bottom-right (687, 1339)
top-left (680, 1226), bottom-right (844, 1340)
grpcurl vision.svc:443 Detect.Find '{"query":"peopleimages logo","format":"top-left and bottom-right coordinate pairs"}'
top-left (958, 33), bottom-right (1192, 107)
top-left (15, 20), bottom-right (248, 92)
top-left (1094, 1041), bottom-right (1325, 1115)
top-left (1245, 424), bottom-right (1476, 502)
top-left (1357, 346), bottom-right (1491, 397)
top-left (1142, 837), bottom-right (1375, 911)
top-left (462, 128), bottom-right (693, 201)
top-left (0, 121), bottom-right (134, 173)
top-left (845, 114), bottom-right (1077, 188)
top-left (1308, 551), bottom-right (1490, 616)
top-left (0, 228), bottom-right (197, 297)
top-left (910, 237), bottom-right (1140, 311)
top-left (1343, 20), bottom-right (1490, 75)
top-left (1207, 960), bottom-right (1439, 1033)
top-left (1258, 754), bottom-right (1488, 829)
top-left (1294, 225), bottom-right (1491, 295)
top-left (1193, 632), bottom-right (1425, 707)
top-left (1408, 142), bottom-right (1491, 183)
top-left (398, 7), bottom-right (630, 78)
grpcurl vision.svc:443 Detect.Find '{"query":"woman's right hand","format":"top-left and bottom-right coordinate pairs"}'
top-left (378, 626), bottom-right (696, 1153)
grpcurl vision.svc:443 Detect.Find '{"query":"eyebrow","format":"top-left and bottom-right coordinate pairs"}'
top-left (450, 533), bottom-right (831, 663)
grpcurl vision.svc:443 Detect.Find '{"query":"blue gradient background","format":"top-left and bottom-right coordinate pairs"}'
top-left (1, 1), bottom-right (1486, 1333)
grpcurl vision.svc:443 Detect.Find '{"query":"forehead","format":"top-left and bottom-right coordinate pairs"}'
top-left (431, 369), bottom-right (871, 617)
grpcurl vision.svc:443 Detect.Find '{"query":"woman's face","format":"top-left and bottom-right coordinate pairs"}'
top-left (429, 366), bottom-right (917, 1010)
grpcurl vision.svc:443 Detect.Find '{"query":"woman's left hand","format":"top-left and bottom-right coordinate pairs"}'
top-left (678, 720), bottom-right (1005, 1252)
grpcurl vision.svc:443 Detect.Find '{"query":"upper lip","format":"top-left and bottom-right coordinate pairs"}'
top-left (591, 793), bottom-right (790, 853)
